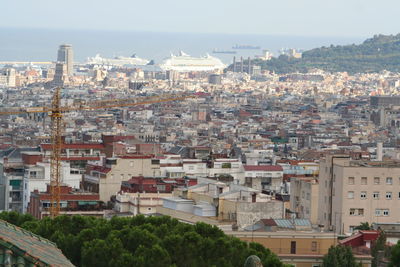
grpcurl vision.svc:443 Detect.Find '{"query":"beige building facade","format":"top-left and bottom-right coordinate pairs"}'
top-left (318, 155), bottom-right (400, 234)
top-left (229, 231), bottom-right (371, 267)
top-left (290, 177), bottom-right (319, 224)
top-left (84, 156), bottom-right (161, 202)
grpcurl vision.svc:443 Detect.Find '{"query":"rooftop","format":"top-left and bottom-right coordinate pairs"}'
top-left (0, 219), bottom-right (74, 267)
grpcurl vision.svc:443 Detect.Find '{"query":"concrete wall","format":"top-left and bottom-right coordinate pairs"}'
top-left (219, 199), bottom-right (283, 227)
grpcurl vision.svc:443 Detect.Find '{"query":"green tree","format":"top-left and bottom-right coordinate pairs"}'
top-left (371, 231), bottom-right (387, 267)
top-left (389, 241), bottom-right (400, 267)
top-left (322, 245), bottom-right (361, 267)
top-left (0, 212), bottom-right (286, 267)
top-left (354, 222), bottom-right (372, 231)
top-left (132, 244), bottom-right (172, 267)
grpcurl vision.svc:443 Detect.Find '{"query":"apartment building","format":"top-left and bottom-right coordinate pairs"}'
top-left (318, 154), bottom-right (400, 234)
top-left (209, 158), bottom-right (244, 183)
top-left (114, 192), bottom-right (171, 215)
top-left (243, 165), bottom-right (283, 193)
top-left (83, 155), bottom-right (161, 202)
top-left (290, 177), bottom-right (319, 224)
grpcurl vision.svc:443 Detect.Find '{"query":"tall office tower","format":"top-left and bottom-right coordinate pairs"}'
top-left (57, 44), bottom-right (73, 76)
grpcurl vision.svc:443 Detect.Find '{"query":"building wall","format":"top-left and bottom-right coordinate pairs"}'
top-left (219, 199), bottom-right (283, 227)
top-left (291, 178), bottom-right (319, 224)
top-left (317, 155), bottom-right (350, 231)
top-left (114, 192), bottom-right (171, 215)
top-left (229, 231), bottom-right (372, 267)
top-left (334, 163), bottom-right (400, 234)
top-left (98, 157), bottom-right (161, 202)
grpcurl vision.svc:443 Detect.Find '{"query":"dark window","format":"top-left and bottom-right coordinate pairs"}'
top-left (221, 163), bottom-right (231, 168)
top-left (291, 241), bottom-right (296, 254)
top-left (151, 159), bottom-right (160, 165)
top-left (311, 241), bottom-right (317, 252)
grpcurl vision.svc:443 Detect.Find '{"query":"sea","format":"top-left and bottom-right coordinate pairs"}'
top-left (0, 27), bottom-right (365, 65)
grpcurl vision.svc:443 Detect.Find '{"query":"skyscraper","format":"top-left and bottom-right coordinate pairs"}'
top-left (57, 44), bottom-right (73, 76)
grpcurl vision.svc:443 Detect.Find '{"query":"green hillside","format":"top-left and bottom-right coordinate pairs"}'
top-left (255, 34), bottom-right (400, 74)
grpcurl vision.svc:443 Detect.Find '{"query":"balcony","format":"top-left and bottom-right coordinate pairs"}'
top-left (83, 174), bottom-right (100, 184)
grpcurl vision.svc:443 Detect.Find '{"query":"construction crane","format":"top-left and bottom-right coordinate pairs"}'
top-left (0, 88), bottom-right (194, 217)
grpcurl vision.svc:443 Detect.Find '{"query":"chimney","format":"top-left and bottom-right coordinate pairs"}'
top-left (377, 142), bottom-right (383, 161)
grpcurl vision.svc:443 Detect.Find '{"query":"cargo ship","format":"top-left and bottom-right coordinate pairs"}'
top-left (232, 44), bottom-right (261, 50)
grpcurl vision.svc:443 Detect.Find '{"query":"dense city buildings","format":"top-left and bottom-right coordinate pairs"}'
top-left (3, 41), bottom-right (400, 266)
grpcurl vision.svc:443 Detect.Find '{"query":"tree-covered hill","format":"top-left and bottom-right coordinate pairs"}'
top-left (255, 34), bottom-right (400, 74)
top-left (0, 212), bottom-right (285, 267)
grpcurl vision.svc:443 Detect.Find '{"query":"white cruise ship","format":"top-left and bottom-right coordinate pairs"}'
top-left (159, 51), bottom-right (225, 72)
top-left (86, 54), bottom-right (149, 66)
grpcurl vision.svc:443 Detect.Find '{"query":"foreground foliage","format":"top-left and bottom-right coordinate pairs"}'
top-left (322, 245), bottom-right (361, 267)
top-left (0, 212), bottom-right (284, 267)
top-left (389, 240), bottom-right (400, 267)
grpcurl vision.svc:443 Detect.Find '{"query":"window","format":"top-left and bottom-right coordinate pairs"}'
top-left (350, 208), bottom-right (364, 216)
top-left (376, 209), bottom-right (390, 216)
top-left (311, 241), bottom-right (317, 252)
top-left (130, 161), bottom-right (134, 167)
top-left (373, 192), bottom-right (380, 199)
top-left (348, 177), bottom-right (355, 185)
top-left (375, 209), bottom-right (381, 216)
top-left (290, 241), bottom-right (296, 254)
top-left (360, 191), bottom-right (367, 199)
top-left (383, 210), bottom-right (389, 216)
top-left (348, 191), bottom-right (354, 199)
top-left (222, 163), bottom-right (232, 169)
top-left (151, 159), bottom-right (160, 165)
top-left (386, 177), bottom-right (393, 185)
top-left (306, 193), bottom-right (310, 200)
top-left (374, 177), bottom-right (380, 185)
top-left (386, 192), bottom-right (392, 200)
top-left (361, 177), bottom-right (367, 185)
top-left (358, 209), bottom-right (364, 216)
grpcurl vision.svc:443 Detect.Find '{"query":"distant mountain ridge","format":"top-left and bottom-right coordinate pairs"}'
top-left (255, 34), bottom-right (400, 74)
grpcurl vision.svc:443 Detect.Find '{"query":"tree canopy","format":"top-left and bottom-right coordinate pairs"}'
top-left (389, 241), bottom-right (400, 267)
top-left (0, 211), bottom-right (284, 267)
top-left (322, 245), bottom-right (361, 267)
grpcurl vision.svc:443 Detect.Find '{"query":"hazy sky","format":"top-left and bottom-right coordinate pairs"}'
top-left (1, 0), bottom-right (399, 37)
